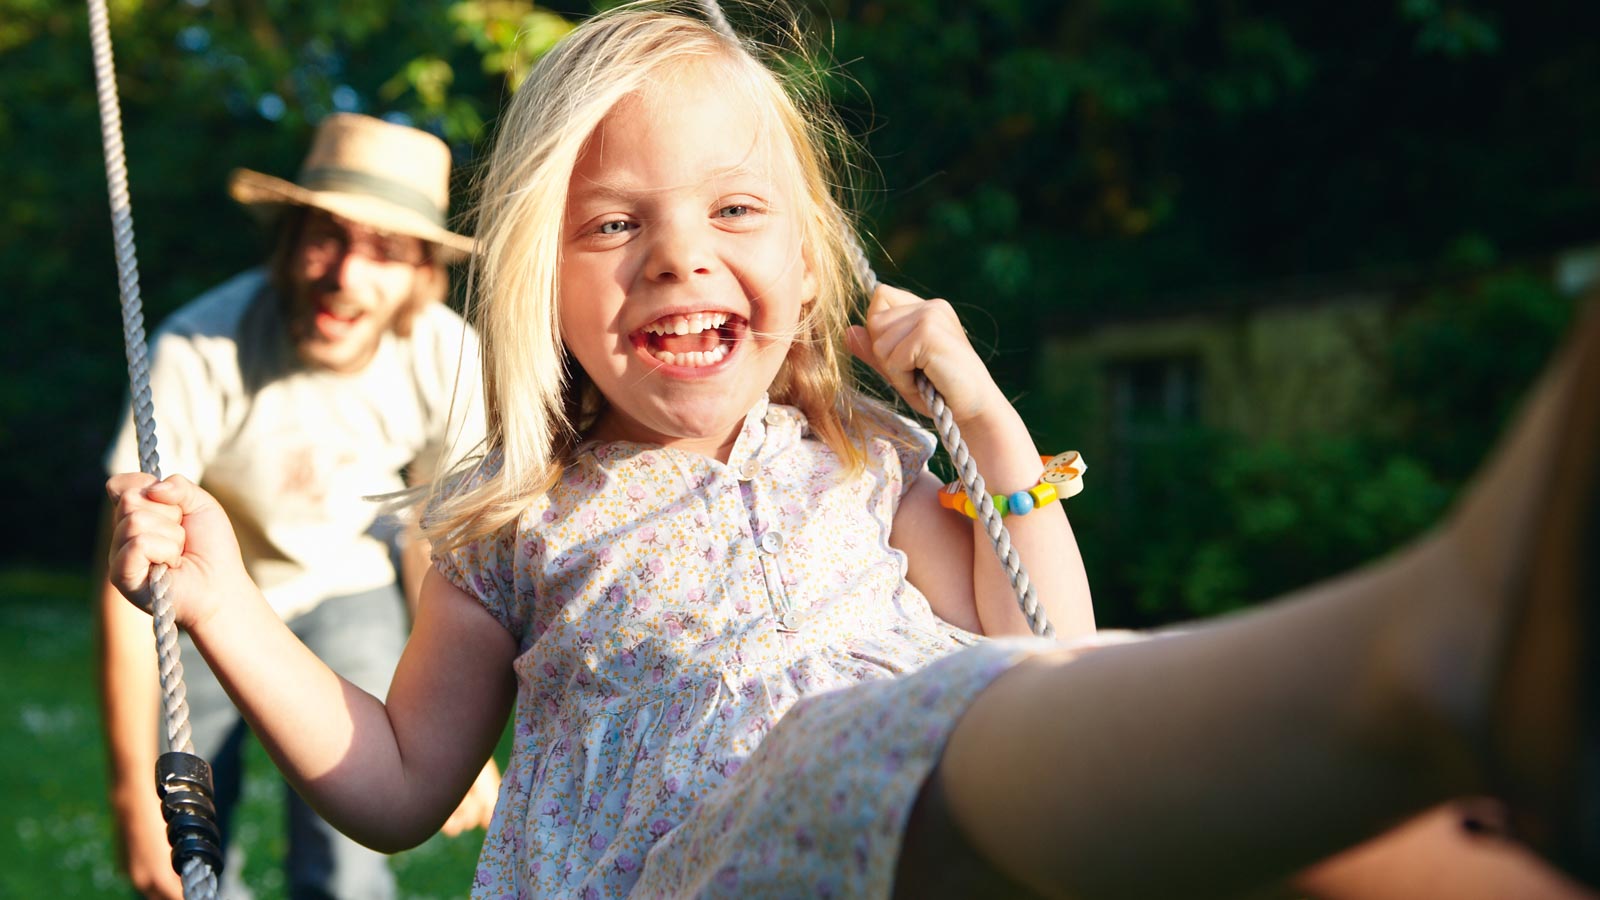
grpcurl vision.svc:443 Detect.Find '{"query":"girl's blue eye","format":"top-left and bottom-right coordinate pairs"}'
top-left (598, 220), bottom-right (629, 235)
top-left (719, 205), bottom-right (749, 218)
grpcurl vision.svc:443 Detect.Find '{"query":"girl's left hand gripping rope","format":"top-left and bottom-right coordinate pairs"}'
top-left (156, 752), bottom-right (225, 877)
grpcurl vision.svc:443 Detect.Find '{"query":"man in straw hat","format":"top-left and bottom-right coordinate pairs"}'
top-left (95, 113), bottom-right (497, 899)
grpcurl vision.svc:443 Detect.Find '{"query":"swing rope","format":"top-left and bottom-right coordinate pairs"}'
top-left (86, 0), bottom-right (223, 896)
top-left (698, 1), bottom-right (1055, 637)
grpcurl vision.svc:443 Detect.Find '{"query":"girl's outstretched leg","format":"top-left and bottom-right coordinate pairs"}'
top-left (898, 307), bottom-right (1600, 900)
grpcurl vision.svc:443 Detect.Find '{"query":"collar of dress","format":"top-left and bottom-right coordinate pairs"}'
top-left (577, 395), bottom-right (810, 478)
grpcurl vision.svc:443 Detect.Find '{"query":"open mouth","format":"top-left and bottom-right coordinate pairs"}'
top-left (634, 311), bottom-right (744, 368)
top-left (315, 293), bottom-right (365, 321)
top-left (309, 294), bottom-right (366, 338)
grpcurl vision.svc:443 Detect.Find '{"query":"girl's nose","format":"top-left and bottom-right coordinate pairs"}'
top-left (645, 220), bottom-right (714, 283)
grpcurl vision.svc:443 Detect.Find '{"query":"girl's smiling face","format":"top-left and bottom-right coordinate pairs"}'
top-left (559, 68), bottom-right (817, 461)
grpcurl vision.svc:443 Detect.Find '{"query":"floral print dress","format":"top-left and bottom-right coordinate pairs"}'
top-left (436, 396), bottom-right (1047, 898)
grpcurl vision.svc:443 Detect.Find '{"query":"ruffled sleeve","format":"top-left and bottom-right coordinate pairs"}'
top-left (882, 412), bottom-right (937, 498)
top-left (428, 452), bottom-right (529, 639)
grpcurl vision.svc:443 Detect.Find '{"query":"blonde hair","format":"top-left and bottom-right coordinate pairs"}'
top-left (427, 1), bottom-right (900, 550)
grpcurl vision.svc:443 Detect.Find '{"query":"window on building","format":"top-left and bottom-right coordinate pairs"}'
top-left (1107, 355), bottom-right (1201, 442)
top-left (1104, 355), bottom-right (1205, 519)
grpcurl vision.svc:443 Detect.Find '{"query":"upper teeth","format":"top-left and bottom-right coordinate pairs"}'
top-left (642, 312), bottom-right (729, 336)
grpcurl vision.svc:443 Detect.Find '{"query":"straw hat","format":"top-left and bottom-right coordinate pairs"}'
top-left (228, 113), bottom-right (474, 261)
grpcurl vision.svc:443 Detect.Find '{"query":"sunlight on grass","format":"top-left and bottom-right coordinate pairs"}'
top-left (0, 566), bottom-right (487, 898)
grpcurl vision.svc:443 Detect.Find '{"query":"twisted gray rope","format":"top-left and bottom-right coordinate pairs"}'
top-left (696, 0), bottom-right (735, 39)
top-left (853, 240), bottom-right (1054, 639)
top-left (702, 4), bottom-right (1053, 638)
top-left (85, 1), bottom-right (220, 896)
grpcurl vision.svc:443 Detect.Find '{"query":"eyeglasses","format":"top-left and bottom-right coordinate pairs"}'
top-left (298, 216), bottom-right (430, 268)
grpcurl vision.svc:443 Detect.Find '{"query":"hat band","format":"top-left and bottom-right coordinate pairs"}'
top-left (298, 166), bottom-right (446, 227)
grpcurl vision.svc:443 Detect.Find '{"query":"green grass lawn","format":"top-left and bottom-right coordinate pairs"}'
top-left (0, 566), bottom-right (487, 898)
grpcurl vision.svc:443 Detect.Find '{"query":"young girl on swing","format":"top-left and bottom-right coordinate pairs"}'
top-left (107, 4), bottom-right (1598, 898)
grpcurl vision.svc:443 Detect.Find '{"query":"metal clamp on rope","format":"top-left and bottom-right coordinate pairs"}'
top-left (156, 751), bottom-right (224, 877)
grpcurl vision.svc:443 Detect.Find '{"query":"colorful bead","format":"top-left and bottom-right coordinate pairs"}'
top-left (1008, 490), bottom-right (1034, 515)
top-left (1030, 481), bottom-right (1059, 507)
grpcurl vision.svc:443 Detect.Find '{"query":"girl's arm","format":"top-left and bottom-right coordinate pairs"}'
top-left (849, 285), bottom-right (1095, 639)
top-left (106, 473), bottom-right (516, 852)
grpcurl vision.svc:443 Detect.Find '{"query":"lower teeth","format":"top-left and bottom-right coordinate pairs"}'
top-left (650, 345), bottom-right (728, 367)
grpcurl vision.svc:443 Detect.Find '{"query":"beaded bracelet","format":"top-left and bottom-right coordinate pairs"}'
top-left (937, 451), bottom-right (1086, 519)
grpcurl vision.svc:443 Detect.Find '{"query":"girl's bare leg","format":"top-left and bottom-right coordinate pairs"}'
top-left (898, 307), bottom-right (1600, 900)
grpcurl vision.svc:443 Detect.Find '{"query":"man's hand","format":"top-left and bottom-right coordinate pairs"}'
top-left (114, 789), bottom-right (184, 900)
top-left (441, 758), bottom-right (501, 836)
